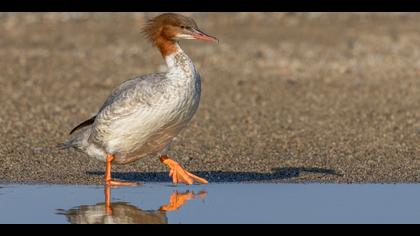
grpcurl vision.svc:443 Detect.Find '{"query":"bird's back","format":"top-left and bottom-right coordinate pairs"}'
top-left (59, 72), bottom-right (168, 155)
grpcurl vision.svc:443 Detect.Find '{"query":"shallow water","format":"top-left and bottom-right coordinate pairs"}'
top-left (1, 184), bottom-right (420, 224)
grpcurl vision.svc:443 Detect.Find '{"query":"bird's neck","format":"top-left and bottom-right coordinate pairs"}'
top-left (155, 36), bottom-right (178, 57)
top-left (164, 43), bottom-right (196, 77)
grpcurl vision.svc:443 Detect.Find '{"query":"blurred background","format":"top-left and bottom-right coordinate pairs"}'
top-left (0, 13), bottom-right (419, 184)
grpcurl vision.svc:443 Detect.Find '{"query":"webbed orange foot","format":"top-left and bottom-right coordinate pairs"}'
top-left (105, 180), bottom-right (139, 187)
top-left (160, 156), bottom-right (208, 185)
top-left (159, 191), bottom-right (208, 212)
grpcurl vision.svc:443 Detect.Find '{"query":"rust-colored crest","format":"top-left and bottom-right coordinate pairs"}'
top-left (142, 13), bottom-right (198, 57)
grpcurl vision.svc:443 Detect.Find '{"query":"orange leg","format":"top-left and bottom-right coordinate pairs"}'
top-left (104, 185), bottom-right (113, 215)
top-left (160, 155), bottom-right (208, 185)
top-left (105, 154), bottom-right (138, 186)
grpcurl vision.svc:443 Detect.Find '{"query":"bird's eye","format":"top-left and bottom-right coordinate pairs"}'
top-left (181, 26), bottom-right (191, 30)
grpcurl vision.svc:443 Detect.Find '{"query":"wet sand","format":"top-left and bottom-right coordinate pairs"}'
top-left (0, 13), bottom-right (419, 184)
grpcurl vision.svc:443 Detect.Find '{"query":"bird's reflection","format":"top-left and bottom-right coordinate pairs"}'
top-left (59, 186), bottom-right (207, 224)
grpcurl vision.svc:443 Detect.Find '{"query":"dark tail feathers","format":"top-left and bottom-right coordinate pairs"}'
top-left (56, 142), bottom-right (72, 150)
top-left (70, 116), bottom-right (96, 135)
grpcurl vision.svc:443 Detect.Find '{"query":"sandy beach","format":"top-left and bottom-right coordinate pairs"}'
top-left (0, 13), bottom-right (419, 184)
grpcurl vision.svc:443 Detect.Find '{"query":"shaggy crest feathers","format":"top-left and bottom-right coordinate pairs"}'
top-left (142, 13), bottom-right (198, 44)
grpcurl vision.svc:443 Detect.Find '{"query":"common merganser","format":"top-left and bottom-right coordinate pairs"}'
top-left (58, 13), bottom-right (218, 186)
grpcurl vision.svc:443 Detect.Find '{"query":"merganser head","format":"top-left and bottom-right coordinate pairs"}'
top-left (143, 13), bottom-right (218, 56)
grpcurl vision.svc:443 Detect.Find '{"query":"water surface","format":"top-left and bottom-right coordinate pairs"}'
top-left (1, 184), bottom-right (420, 224)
